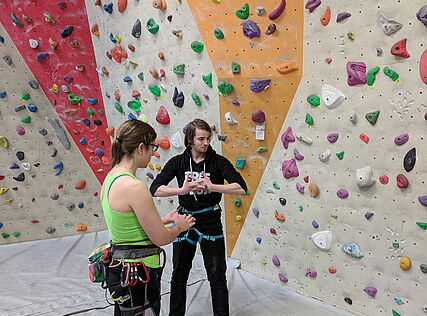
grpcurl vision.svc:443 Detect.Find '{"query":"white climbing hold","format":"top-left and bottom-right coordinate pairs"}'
top-left (349, 111), bottom-right (357, 124)
top-left (96, 68), bottom-right (104, 76)
top-left (225, 112), bottom-right (238, 125)
top-left (377, 11), bottom-right (402, 36)
top-left (21, 162), bottom-right (31, 171)
top-left (295, 132), bottom-right (313, 145)
top-left (319, 148), bottom-right (331, 162)
top-left (170, 131), bottom-right (183, 149)
top-left (321, 84), bottom-right (345, 109)
top-left (356, 166), bottom-right (375, 187)
top-left (29, 39), bottom-right (39, 49)
top-left (312, 230), bottom-right (332, 250)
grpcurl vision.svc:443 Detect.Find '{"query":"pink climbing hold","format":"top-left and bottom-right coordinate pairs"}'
top-left (293, 148), bottom-right (304, 160)
top-left (420, 49), bottom-right (427, 84)
top-left (156, 105), bottom-right (170, 125)
top-left (296, 182), bottom-right (305, 194)
top-left (364, 286), bottom-right (377, 297)
top-left (251, 110), bottom-right (266, 123)
top-left (327, 133), bottom-right (339, 143)
top-left (16, 125), bottom-right (25, 135)
top-left (272, 255), bottom-right (281, 266)
top-left (270, 228), bottom-right (277, 234)
top-left (281, 126), bottom-right (295, 149)
top-left (282, 158), bottom-right (299, 179)
top-left (337, 188), bottom-right (349, 198)
top-left (325, 57), bottom-right (332, 64)
top-left (306, 268), bottom-right (317, 277)
top-left (347, 62), bottom-right (367, 86)
top-left (278, 273), bottom-right (288, 282)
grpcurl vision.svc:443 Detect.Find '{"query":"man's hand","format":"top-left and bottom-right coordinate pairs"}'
top-left (200, 171), bottom-right (213, 191)
top-left (180, 174), bottom-right (205, 195)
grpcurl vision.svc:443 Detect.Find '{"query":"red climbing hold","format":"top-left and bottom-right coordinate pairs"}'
top-left (396, 174), bottom-right (408, 188)
top-left (304, 176), bottom-right (309, 183)
top-left (379, 175), bottom-right (389, 185)
top-left (93, 192), bottom-right (98, 196)
top-left (359, 133), bottom-right (370, 144)
top-left (58, 184), bottom-right (63, 189)
top-left (110, 44), bottom-right (128, 63)
top-left (0, 175), bottom-right (4, 181)
top-left (106, 126), bottom-right (115, 137)
top-left (156, 136), bottom-right (171, 149)
top-left (75, 180), bottom-right (87, 190)
top-left (420, 49), bottom-right (427, 85)
top-left (156, 106), bottom-right (170, 125)
top-left (118, 0), bottom-right (127, 12)
top-left (31, 219), bottom-right (39, 223)
top-left (391, 38), bottom-right (410, 58)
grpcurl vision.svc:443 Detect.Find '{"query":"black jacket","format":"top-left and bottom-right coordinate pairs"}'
top-left (149, 146), bottom-right (247, 212)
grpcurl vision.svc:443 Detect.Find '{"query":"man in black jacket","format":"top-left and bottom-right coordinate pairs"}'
top-left (150, 118), bottom-right (247, 316)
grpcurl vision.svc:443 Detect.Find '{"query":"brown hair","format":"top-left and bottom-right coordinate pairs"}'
top-left (184, 118), bottom-right (212, 148)
top-left (110, 120), bottom-right (157, 168)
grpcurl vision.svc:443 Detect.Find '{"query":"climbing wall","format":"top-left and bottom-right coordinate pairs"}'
top-left (232, 1), bottom-right (427, 315)
top-left (0, 23), bottom-right (105, 244)
top-left (84, 0), bottom-right (222, 211)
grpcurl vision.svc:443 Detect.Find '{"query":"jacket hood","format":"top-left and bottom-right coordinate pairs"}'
top-left (184, 145), bottom-right (216, 163)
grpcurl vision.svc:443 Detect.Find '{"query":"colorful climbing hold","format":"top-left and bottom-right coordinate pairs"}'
top-left (75, 180), bottom-right (86, 190)
top-left (366, 66), bottom-right (380, 88)
top-left (242, 20), bottom-right (260, 38)
top-left (147, 18), bottom-right (159, 34)
top-left (307, 95), bottom-right (320, 107)
top-left (403, 148), bottom-right (416, 172)
top-left (383, 67), bottom-right (400, 82)
top-left (347, 62), bottom-right (367, 86)
top-left (305, 113), bottom-right (314, 127)
top-left (218, 81), bottom-right (234, 95)
top-left (365, 111), bottom-right (380, 125)
top-left (400, 257), bottom-right (411, 270)
top-left (156, 106), bottom-right (170, 125)
top-left (233, 197), bottom-right (242, 207)
top-left (214, 28), bottom-right (224, 39)
top-left (190, 41), bottom-right (204, 53)
top-left (173, 63), bottom-right (185, 75)
top-left (282, 158), bottom-right (299, 179)
top-left (191, 93), bottom-right (201, 106)
top-left (391, 38), bottom-right (410, 58)
top-left (336, 151), bottom-right (344, 160)
top-left (11, 12), bottom-right (24, 27)
top-left (320, 6), bottom-right (331, 26)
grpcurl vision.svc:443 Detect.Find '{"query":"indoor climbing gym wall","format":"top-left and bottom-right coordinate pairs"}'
top-left (231, 1), bottom-right (427, 316)
top-left (0, 2), bottom-right (109, 244)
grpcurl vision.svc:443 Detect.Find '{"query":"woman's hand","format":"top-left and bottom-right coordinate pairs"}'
top-left (175, 213), bottom-right (196, 232)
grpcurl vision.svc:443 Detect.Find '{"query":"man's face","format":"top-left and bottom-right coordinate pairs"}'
top-left (192, 128), bottom-right (211, 154)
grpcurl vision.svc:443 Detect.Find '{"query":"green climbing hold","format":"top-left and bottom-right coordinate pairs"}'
top-left (336, 151), bottom-right (344, 160)
top-left (307, 95), bottom-right (320, 107)
top-left (68, 93), bottom-right (82, 105)
top-left (2, 233), bottom-right (10, 238)
top-left (392, 242), bottom-right (399, 248)
top-left (115, 102), bottom-right (124, 114)
top-left (191, 41), bottom-right (204, 53)
top-left (146, 18), bottom-right (159, 34)
top-left (18, 203), bottom-right (23, 208)
top-left (235, 157), bottom-right (245, 169)
top-left (383, 67), bottom-right (399, 81)
top-left (365, 110), bottom-right (380, 125)
top-left (202, 73), bottom-right (213, 88)
top-left (13, 232), bottom-right (20, 237)
top-left (366, 66), bottom-right (380, 87)
top-left (273, 181), bottom-right (280, 189)
top-left (392, 309), bottom-right (401, 316)
top-left (173, 63), bottom-right (185, 75)
top-left (192, 93), bottom-right (201, 106)
top-left (257, 147), bottom-right (268, 153)
top-left (148, 84), bottom-right (161, 97)
top-left (87, 107), bottom-right (94, 118)
top-left (138, 72), bottom-right (144, 81)
top-left (218, 81), bottom-right (234, 95)
top-left (11, 12), bottom-right (23, 27)
top-left (231, 61), bottom-right (241, 74)
top-left (214, 28), bottom-right (224, 39)
top-left (305, 113), bottom-right (314, 126)
top-left (21, 116), bottom-right (31, 124)
top-left (233, 197), bottom-right (242, 207)
top-left (128, 99), bottom-right (142, 111)
top-left (416, 222), bottom-right (427, 230)
top-left (21, 93), bottom-right (30, 101)
top-left (420, 264), bottom-right (427, 273)
top-left (236, 3), bottom-right (250, 20)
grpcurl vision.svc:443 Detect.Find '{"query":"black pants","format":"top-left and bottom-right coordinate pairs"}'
top-left (106, 263), bottom-right (162, 316)
top-left (169, 237), bottom-right (229, 316)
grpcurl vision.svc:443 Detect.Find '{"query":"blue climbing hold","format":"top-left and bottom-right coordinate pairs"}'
top-left (87, 98), bottom-right (98, 105)
top-left (82, 118), bottom-right (91, 126)
top-left (27, 104), bottom-right (38, 113)
top-left (53, 161), bottom-right (63, 175)
top-left (0, 91), bottom-right (6, 98)
top-left (342, 242), bottom-right (364, 258)
top-left (0, 36), bottom-right (4, 43)
top-left (0, 222), bottom-right (3, 229)
top-left (10, 163), bottom-right (19, 169)
top-left (103, 3), bottom-right (113, 13)
top-left (36, 52), bottom-right (49, 62)
top-left (79, 137), bottom-right (86, 145)
top-left (312, 220), bottom-right (319, 228)
top-left (128, 113), bottom-right (137, 120)
top-left (123, 76), bottom-right (132, 83)
top-left (110, 32), bottom-right (116, 43)
top-left (298, 205), bottom-right (303, 212)
top-left (256, 237), bottom-right (262, 244)
top-left (95, 148), bottom-right (104, 157)
top-left (78, 202), bottom-right (84, 208)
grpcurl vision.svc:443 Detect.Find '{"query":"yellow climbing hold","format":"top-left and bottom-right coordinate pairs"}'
top-left (400, 257), bottom-right (411, 270)
top-left (330, 212), bottom-right (338, 218)
top-left (0, 187), bottom-right (9, 195)
top-left (97, 168), bottom-right (104, 173)
top-left (0, 136), bottom-right (9, 148)
top-left (139, 114), bottom-right (148, 123)
top-left (148, 162), bottom-right (154, 170)
top-left (51, 84), bottom-right (59, 94)
top-left (129, 60), bottom-right (138, 69)
top-left (261, 259), bottom-right (267, 265)
top-left (236, 215), bottom-right (242, 221)
top-left (6, 198), bottom-right (13, 203)
top-left (155, 163), bottom-right (161, 171)
top-left (115, 34), bottom-right (122, 43)
top-left (43, 13), bottom-right (55, 23)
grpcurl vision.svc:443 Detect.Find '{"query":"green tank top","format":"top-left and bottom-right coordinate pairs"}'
top-left (102, 172), bottom-right (160, 268)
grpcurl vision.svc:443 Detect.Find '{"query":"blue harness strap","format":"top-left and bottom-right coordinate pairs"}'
top-left (178, 205), bottom-right (219, 215)
top-left (174, 228), bottom-right (224, 245)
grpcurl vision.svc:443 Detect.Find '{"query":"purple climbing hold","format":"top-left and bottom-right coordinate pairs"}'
top-left (82, 118), bottom-right (91, 126)
top-left (281, 126), bottom-right (295, 149)
top-left (270, 228), bottom-right (277, 234)
top-left (327, 133), bottom-right (339, 143)
top-left (10, 163), bottom-right (19, 169)
top-left (278, 273), bottom-right (288, 282)
top-left (296, 182), bottom-right (305, 194)
top-left (46, 140), bottom-right (53, 146)
top-left (58, 2), bottom-right (66, 9)
top-left (312, 221), bottom-right (319, 228)
top-left (182, 124), bottom-right (188, 134)
top-left (282, 158), bottom-right (299, 179)
top-left (293, 148), bottom-right (304, 160)
top-left (64, 75), bottom-right (74, 83)
top-left (106, 52), bottom-right (112, 60)
top-left (242, 20), bottom-right (261, 39)
top-left (337, 189), bottom-right (349, 198)
top-left (306, 268), bottom-right (317, 277)
top-left (347, 62), bottom-right (367, 86)
top-left (418, 196), bottom-right (427, 207)
top-left (36, 52), bottom-right (49, 62)
top-left (146, 172), bottom-right (154, 180)
top-left (94, 148), bottom-right (104, 157)
top-left (416, 5), bottom-right (427, 26)
top-left (365, 212), bottom-right (374, 220)
top-left (305, 0), bottom-right (321, 13)
top-left (16, 125), bottom-right (25, 135)
top-left (251, 110), bottom-right (265, 123)
top-left (203, 94), bottom-right (209, 100)
top-left (250, 79), bottom-right (271, 92)
top-left (364, 286), bottom-right (377, 297)
top-left (394, 133), bottom-right (409, 146)
top-left (232, 99), bottom-right (240, 106)
top-left (272, 255), bottom-right (281, 266)
top-left (336, 12), bottom-right (351, 22)
top-left (253, 208), bottom-right (260, 218)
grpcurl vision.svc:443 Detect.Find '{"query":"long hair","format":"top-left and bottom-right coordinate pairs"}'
top-left (184, 118), bottom-right (212, 148)
top-left (110, 120), bottom-right (157, 168)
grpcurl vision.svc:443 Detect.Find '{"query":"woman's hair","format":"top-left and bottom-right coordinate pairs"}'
top-left (184, 118), bottom-right (212, 148)
top-left (110, 120), bottom-right (157, 168)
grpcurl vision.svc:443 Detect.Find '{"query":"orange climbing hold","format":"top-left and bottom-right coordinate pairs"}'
top-left (128, 44), bottom-right (135, 52)
top-left (65, 109), bottom-right (78, 116)
top-left (114, 89), bottom-right (120, 101)
top-left (320, 6), bottom-right (331, 26)
top-left (274, 210), bottom-right (286, 221)
top-left (308, 183), bottom-right (319, 197)
top-left (72, 129), bottom-right (80, 134)
top-left (158, 52), bottom-right (165, 60)
top-left (76, 224), bottom-right (87, 231)
top-left (156, 136), bottom-right (170, 149)
top-left (153, 151), bottom-right (160, 158)
top-left (118, 0), bottom-right (127, 12)
top-left (106, 126), bottom-right (115, 137)
top-left (49, 38), bottom-right (58, 52)
top-left (276, 60), bottom-right (298, 74)
top-left (75, 180), bottom-right (86, 190)
top-left (149, 67), bottom-right (159, 79)
top-left (102, 67), bottom-right (109, 77)
top-left (110, 44), bottom-right (128, 63)
top-left (91, 24), bottom-right (100, 36)
top-left (95, 0), bottom-right (101, 5)
top-left (102, 156), bottom-right (110, 166)
top-left (153, 0), bottom-right (167, 10)
top-left (132, 89), bottom-right (141, 98)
